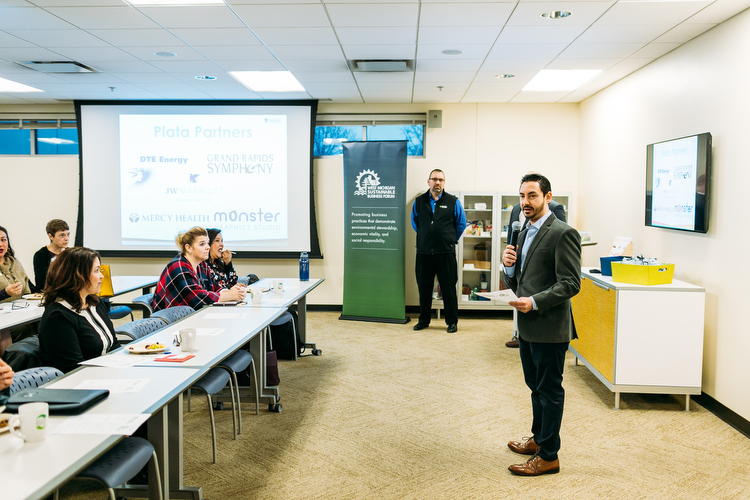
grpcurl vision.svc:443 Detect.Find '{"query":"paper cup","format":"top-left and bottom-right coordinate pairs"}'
top-left (10, 402), bottom-right (48, 443)
top-left (249, 286), bottom-right (263, 305)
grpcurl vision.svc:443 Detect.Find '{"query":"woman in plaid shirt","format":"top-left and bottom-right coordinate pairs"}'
top-left (152, 227), bottom-right (246, 311)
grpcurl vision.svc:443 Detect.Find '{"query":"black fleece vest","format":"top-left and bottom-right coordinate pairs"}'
top-left (415, 191), bottom-right (458, 254)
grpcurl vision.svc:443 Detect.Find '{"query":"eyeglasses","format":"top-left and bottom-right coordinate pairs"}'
top-left (12, 302), bottom-right (29, 310)
top-left (429, 178), bottom-right (445, 182)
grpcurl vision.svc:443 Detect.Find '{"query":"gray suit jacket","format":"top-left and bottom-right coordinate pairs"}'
top-left (502, 213), bottom-right (581, 343)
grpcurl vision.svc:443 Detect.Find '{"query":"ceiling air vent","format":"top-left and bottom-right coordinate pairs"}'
top-left (347, 60), bottom-right (414, 72)
top-left (17, 61), bottom-right (99, 74)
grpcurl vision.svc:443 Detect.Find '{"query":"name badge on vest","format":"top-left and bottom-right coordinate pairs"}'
top-left (438, 204), bottom-right (448, 209)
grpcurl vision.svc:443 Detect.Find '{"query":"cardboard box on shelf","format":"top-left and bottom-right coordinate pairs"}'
top-left (611, 262), bottom-right (674, 285)
top-left (463, 260), bottom-right (491, 270)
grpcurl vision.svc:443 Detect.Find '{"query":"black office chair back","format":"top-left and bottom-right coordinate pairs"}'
top-left (2, 336), bottom-right (43, 372)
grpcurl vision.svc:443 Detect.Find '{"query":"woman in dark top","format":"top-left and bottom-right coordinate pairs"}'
top-left (206, 228), bottom-right (239, 290)
top-left (32, 218), bottom-right (69, 292)
top-left (38, 247), bottom-right (120, 373)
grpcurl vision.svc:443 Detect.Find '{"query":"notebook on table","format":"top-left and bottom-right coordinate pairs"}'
top-left (5, 388), bottom-right (110, 415)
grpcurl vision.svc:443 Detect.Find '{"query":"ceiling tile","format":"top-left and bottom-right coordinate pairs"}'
top-left (193, 45), bottom-right (278, 61)
top-left (87, 28), bottom-right (183, 47)
top-left (546, 57), bottom-right (620, 70)
top-left (595, 1), bottom-right (712, 25)
top-left (654, 23), bottom-right (717, 44)
top-left (270, 45), bottom-right (344, 61)
top-left (326, 4), bottom-right (419, 27)
top-left (419, 27), bottom-right (501, 45)
top-left (118, 45), bottom-right (205, 61)
top-left (232, 5), bottom-right (331, 28)
top-left (336, 27), bottom-right (417, 45)
top-left (511, 90), bottom-right (570, 103)
top-left (496, 25), bottom-right (589, 44)
top-left (686, 0), bottom-right (750, 23)
top-left (415, 71), bottom-right (476, 83)
top-left (558, 42), bottom-right (644, 59)
top-left (353, 72), bottom-right (414, 83)
top-left (252, 28), bottom-right (338, 46)
top-left (417, 44), bottom-right (492, 60)
top-left (343, 45), bottom-right (416, 60)
top-left (576, 24), bottom-right (675, 44)
top-left (417, 59), bottom-right (483, 72)
top-left (0, 7), bottom-right (80, 30)
top-left (0, 31), bottom-right (37, 49)
top-left (631, 42), bottom-right (682, 59)
top-left (419, 3), bottom-right (515, 27)
top-left (134, 6), bottom-right (245, 29)
top-left (44, 6), bottom-right (159, 30)
top-left (292, 71), bottom-right (355, 84)
top-left (487, 43), bottom-right (568, 60)
top-left (507, 2), bottom-right (617, 27)
top-left (167, 28), bottom-right (263, 47)
top-left (479, 58), bottom-right (552, 72)
top-left (5, 29), bottom-right (111, 48)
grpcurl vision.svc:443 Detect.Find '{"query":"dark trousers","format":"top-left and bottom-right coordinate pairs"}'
top-left (415, 252), bottom-right (458, 325)
top-left (518, 337), bottom-right (569, 461)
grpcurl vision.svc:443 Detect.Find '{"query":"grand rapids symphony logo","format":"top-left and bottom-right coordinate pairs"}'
top-left (354, 169), bottom-right (396, 199)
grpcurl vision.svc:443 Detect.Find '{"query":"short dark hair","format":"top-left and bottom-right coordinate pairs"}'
top-left (42, 247), bottom-right (101, 311)
top-left (46, 219), bottom-right (69, 236)
top-left (520, 173), bottom-right (551, 196)
top-left (429, 169), bottom-right (445, 179)
top-left (0, 225), bottom-right (15, 258)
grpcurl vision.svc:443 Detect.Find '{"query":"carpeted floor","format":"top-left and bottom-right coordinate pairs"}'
top-left (62, 311), bottom-right (750, 499)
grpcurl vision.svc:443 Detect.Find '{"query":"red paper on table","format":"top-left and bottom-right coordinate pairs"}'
top-left (154, 354), bottom-right (195, 363)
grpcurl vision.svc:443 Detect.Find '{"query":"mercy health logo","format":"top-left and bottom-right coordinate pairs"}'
top-left (354, 169), bottom-right (396, 199)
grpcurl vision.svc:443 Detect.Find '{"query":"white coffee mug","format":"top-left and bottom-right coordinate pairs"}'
top-left (180, 328), bottom-right (197, 352)
top-left (273, 279), bottom-right (284, 294)
top-left (249, 286), bottom-right (263, 305)
top-left (10, 402), bottom-right (48, 443)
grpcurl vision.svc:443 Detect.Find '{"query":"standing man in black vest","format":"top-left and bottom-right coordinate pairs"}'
top-left (411, 169), bottom-right (467, 333)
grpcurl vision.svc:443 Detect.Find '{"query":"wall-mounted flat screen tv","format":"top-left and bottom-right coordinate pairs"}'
top-left (645, 132), bottom-right (711, 234)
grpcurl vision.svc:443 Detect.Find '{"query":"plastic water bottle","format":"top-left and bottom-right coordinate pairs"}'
top-left (299, 252), bottom-right (309, 281)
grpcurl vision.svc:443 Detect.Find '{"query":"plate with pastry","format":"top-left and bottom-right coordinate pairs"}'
top-left (22, 293), bottom-right (43, 300)
top-left (127, 342), bottom-right (167, 354)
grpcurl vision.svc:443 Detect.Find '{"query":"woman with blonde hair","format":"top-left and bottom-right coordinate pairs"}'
top-left (152, 227), bottom-right (245, 311)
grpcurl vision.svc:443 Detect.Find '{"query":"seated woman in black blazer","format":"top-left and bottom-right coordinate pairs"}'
top-left (38, 247), bottom-right (120, 373)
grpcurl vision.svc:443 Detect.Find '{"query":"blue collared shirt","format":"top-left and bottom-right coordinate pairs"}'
top-left (504, 210), bottom-right (553, 310)
top-left (411, 192), bottom-right (467, 243)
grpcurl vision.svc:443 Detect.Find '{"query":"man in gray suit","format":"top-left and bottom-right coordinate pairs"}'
top-left (505, 200), bottom-right (566, 348)
top-left (501, 173), bottom-right (581, 476)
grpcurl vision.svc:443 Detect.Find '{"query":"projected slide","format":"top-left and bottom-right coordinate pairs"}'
top-left (119, 114), bottom-right (287, 246)
top-left (651, 136), bottom-right (698, 231)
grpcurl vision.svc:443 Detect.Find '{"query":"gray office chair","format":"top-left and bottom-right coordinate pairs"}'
top-left (217, 349), bottom-right (259, 434)
top-left (131, 293), bottom-right (155, 318)
top-left (76, 437), bottom-right (163, 500)
top-left (189, 368), bottom-right (233, 464)
top-left (9, 366), bottom-right (63, 394)
top-left (150, 306), bottom-right (195, 325)
top-left (114, 318), bottom-right (168, 343)
top-left (2, 335), bottom-right (43, 372)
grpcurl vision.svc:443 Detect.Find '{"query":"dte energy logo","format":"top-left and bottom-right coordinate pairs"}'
top-left (354, 169), bottom-right (396, 199)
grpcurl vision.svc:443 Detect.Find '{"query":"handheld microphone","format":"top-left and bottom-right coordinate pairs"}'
top-left (508, 221), bottom-right (522, 249)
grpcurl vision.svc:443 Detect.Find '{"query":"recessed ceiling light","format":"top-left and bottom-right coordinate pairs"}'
top-left (523, 69), bottom-right (601, 92)
top-left (441, 50), bottom-right (463, 56)
top-left (0, 76), bottom-right (43, 93)
top-left (154, 52), bottom-right (177, 57)
top-left (195, 75), bottom-right (216, 80)
top-left (540, 10), bottom-right (572, 20)
top-left (495, 74), bottom-right (515, 79)
top-left (229, 71), bottom-right (306, 92)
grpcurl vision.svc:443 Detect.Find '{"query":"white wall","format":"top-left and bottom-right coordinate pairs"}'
top-left (1, 102), bottom-right (580, 307)
top-left (578, 9), bottom-right (750, 420)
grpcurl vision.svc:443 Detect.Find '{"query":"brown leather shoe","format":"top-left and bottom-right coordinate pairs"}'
top-left (507, 437), bottom-right (540, 455)
top-left (505, 338), bottom-right (519, 348)
top-left (508, 455), bottom-right (560, 476)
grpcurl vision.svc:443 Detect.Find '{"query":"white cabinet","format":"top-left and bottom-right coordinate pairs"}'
top-left (570, 269), bottom-right (705, 410)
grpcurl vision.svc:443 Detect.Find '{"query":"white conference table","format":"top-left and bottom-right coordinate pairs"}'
top-left (0, 275), bottom-right (159, 332)
top-left (2, 279), bottom-right (321, 500)
top-left (2, 366), bottom-right (201, 500)
top-left (250, 278), bottom-right (324, 351)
